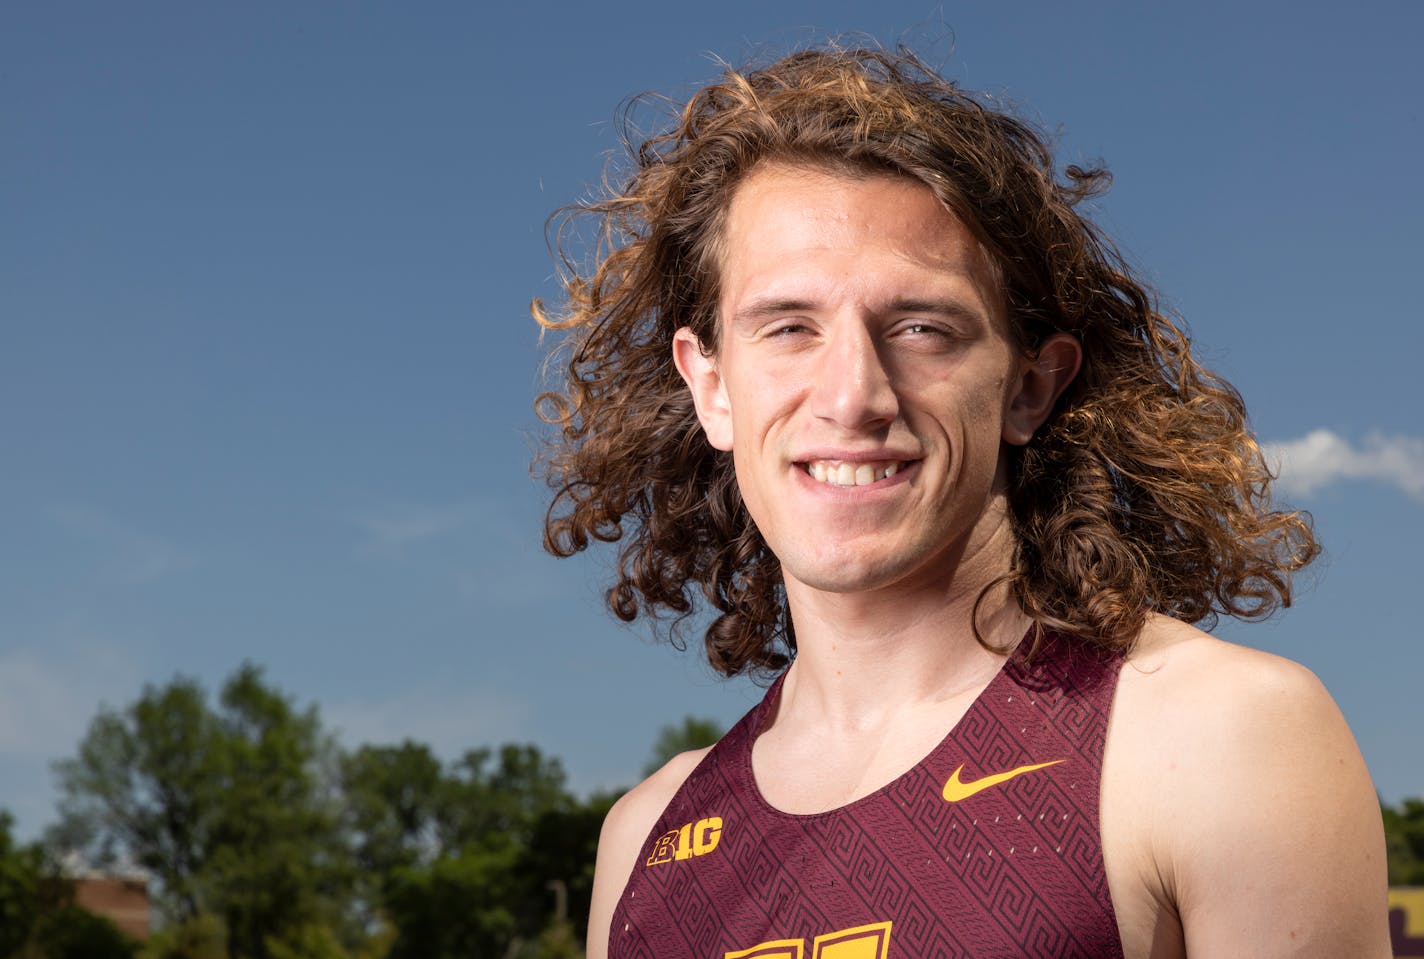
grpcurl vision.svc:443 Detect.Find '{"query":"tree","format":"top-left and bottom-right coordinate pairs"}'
top-left (0, 809), bottom-right (135, 959)
top-left (382, 846), bottom-right (522, 959)
top-left (136, 913), bottom-right (227, 959)
top-left (371, 743), bottom-right (590, 958)
top-left (30, 905), bottom-right (137, 959)
top-left (201, 667), bottom-right (353, 958)
top-left (438, 745), bottom-right (573, 851)
top-left (51, 677), bottom-right (218, 920)
top-left (518, 792), bottom-right (618, 946)
top-left (1384, 797), bottom-right (1424, 885)
top-left (51, 664), bottom-right (354, 959)
top-left (339, 740), bottom-right (445, 935)
top-left (46, 668), bottom-right (746, 956)
top-left (341, 742), bottom-right (444, 878)
top-left (643, 717), bottom-right (723, 776)
top-left (0, 810), bottom-right (55, 956)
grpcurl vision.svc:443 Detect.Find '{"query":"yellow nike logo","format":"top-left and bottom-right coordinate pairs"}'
top-left (941, 759), bottom-right (1065, 802)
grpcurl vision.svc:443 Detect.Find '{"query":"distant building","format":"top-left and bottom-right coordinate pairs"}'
top-left (73, 875), bottom-right (149, 941)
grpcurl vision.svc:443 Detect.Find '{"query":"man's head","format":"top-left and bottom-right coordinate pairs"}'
top-left (671, 162), bottom-right (1081, 604)
top-left (537, 46), bottom-right (1316, 676)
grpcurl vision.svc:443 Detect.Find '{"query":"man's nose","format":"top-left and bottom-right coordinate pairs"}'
top-left (809, 324), bottom-right (898, 430)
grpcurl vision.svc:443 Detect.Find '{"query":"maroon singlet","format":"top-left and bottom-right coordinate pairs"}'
top-left (609, 631), bottom-right (1125, 958)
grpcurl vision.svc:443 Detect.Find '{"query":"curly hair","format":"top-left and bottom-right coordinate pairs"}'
top-left (534, 45), bottom-right (1318, 678)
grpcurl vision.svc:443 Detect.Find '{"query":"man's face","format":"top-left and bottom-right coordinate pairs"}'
top-left (674, 164), bottom-right (1073, 600)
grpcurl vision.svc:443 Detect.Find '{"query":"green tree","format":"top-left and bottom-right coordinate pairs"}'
top-left (517, 793), bottom-right (618, 946)
top-left (370, 744), bottom-right (586, 958)
top-left (136, 912), bottom-right (226, 959)
top-left (0, 810), bottom-right (135, 959)
top-left (382, 846), bottom-right (522, 959)
top-left (30, 905), bottom-right (137, 959)
top-left (0, 810), bottom-right (57, 957)
top-left (48, 670), bottom-right (714, 957)
top-left (643, 717), bottom-right (723, 776)
top-left (341, 742), bottom-right (444, 879)
top-left (1384, 797), bottom-right (1424, 885)
top-left (203, 666), bottom-right (353, 958)
top-left (51, 677), bottom-right (218, 920)
top-left (438, 745), bottom-right (573, 851)
top-left (52, 664), bottom-right (354, 959)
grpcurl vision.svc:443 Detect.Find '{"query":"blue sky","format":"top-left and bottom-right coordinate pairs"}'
top-left (2, 1), bottom-right (1421, 839)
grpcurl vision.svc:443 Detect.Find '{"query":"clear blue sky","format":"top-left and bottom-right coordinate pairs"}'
top-left (3, 1), bottom-right (1421, 838)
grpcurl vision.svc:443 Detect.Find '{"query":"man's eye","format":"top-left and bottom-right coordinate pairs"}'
top-left (894, 322), bottom-right (965, 351)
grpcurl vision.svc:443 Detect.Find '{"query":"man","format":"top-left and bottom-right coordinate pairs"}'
top-left (537, 47), bottom-right (1389, 957)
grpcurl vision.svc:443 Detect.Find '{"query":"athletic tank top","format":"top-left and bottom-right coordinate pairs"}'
top-left (609, 631), bottom-right (1125, 958)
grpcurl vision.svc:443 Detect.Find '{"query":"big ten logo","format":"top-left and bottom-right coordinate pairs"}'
top-left (645, 816), bottom-right (723, 866)
top-left (726, 921), bottom-right (892, 959)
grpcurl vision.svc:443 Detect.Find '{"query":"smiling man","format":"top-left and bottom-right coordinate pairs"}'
top-left (537, 47), bottom-right (1389, 958)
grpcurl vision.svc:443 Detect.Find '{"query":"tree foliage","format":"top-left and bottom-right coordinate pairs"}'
top-left (136, 912), bottom-right (227, 959)
top-left (0, 812), bottom-right (63, 957)
top-left (29, 906), bottom-right (137, 959)
top-left (42, 664), bottom-right (635, 957)
top-left (643, 717), bottom-right (723, 777)
top-left (50, 664), bottom-right (353, 959)
top-left (369, 744), bottom-right (593, 956)
top-left (0, 811), bottom-right (135, 959)
top-left (1384, 797), bottom-right (1424, 885)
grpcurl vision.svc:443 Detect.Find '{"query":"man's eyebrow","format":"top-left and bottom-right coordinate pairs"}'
top-left (884, 297), bottom-right (982, 319)
top-left (731, 298), bottom-right (817, 323)
top-left (732, 297), bottom-right (981, 320)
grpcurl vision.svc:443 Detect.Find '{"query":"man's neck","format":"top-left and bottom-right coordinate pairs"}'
top-left (777, 524), bottom-right (1027, 729)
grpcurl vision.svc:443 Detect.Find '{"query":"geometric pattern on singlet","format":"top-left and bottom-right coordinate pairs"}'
top-left (609, 630), bottom-right (1126, 958)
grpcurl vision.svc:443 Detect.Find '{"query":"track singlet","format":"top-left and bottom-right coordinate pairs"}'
top-left (609, 631), bottom-right (1126, 958)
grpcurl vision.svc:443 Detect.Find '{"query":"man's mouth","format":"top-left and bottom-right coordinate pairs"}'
top-left (802, 460), bottom-right (908, 487)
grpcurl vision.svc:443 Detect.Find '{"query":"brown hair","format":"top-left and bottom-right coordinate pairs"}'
top-left (534, 45), bottom-right (1318, 677)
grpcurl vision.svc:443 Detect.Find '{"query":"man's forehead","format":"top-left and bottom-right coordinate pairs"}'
top-left (714, 162), bottom-right (1006, 317)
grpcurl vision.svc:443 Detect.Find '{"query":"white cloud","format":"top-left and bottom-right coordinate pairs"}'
top-left (1263, 430), bottom-right (1424, 500)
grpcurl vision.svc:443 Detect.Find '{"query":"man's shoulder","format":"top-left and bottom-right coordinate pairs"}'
top-left (1104, 615), bottom-right (1390, 957)
top-left (597, 747), bottom-right (714, 889)
top-left (587, 747), bottom-right (715, 958)
top-left (1111, 614), bottom-right (1343, 798)
top-left (1116, 614), bottom-right (1332, 736)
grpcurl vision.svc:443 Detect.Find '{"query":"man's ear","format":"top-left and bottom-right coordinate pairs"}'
top-left (672, 327), bottom-right (734, 451)
top-left (1003, 333), bottom-right (1082, 446)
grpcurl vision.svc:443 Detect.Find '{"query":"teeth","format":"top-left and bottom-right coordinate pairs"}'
top-left (803, 460), bottom-right (906, 487)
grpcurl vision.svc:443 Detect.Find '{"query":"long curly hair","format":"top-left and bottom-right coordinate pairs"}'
top-left (534, 45), bottom-right (1318, 678)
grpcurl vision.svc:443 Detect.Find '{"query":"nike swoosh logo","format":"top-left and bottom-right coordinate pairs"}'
top-left (941, 759), bottom-right (1065, 802)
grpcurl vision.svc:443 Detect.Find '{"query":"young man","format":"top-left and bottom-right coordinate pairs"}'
top-left (537, 47), bottom-right (1389, 957)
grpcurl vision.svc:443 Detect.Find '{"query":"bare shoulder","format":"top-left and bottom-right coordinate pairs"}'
top-left (1104, 615), bottom-right (1390, 957)
top-left (1113, 617), bottom-right (1377, 799)
top-left (585, 747), bottom-right (712, 959)
top-left (597, 746), bottom-right (711, 876)
top-left (1115, 615), bottom-right (1340, 735)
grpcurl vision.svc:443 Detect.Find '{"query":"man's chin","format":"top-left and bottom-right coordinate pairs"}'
top-left (781, 555), bottom-right (918, 598)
